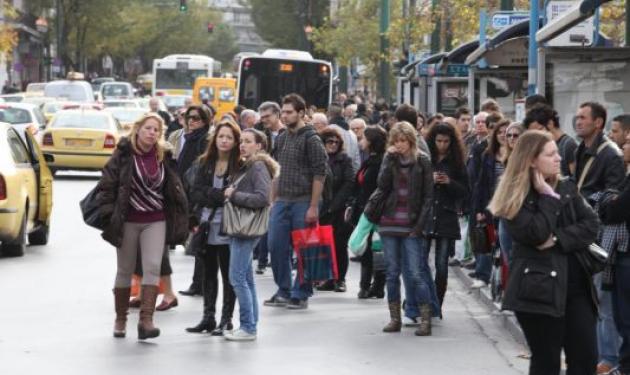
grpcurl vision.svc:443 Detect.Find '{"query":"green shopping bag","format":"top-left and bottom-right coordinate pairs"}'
top-left (348, 213), bottom-right (377, 256)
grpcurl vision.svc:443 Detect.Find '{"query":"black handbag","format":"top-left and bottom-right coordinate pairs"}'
top-left (364, 188), bottom-right (388, 224)
top-left (79, 185), bottom-right (104, 230)
top-left (189, 221), bottom-right (210, 256)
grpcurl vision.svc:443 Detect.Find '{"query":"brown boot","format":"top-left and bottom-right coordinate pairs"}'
top-left (138, 285), bottom-right (160, 340)
top-left (113, 287), bottom-right (131, 338)
top-left (415, 304), bottom-right (432, 336)
top-left (382, 302), bottom-right (402, 332)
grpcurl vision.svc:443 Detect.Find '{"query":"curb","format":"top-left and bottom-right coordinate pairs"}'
top-left (451, 264), bottom-right (526, 346)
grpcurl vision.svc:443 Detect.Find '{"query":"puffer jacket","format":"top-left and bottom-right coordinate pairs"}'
top-left (376, 152), bottom-right (433, 235)
top-left (502, 178), bottom-right (599, 317)
top-left (96, 138), bottom-right (189, 248)
top-left (229, 153), bottom-right (279, 209)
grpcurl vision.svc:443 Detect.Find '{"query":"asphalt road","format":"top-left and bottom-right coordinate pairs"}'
top-left (0, 172), bottom-right (529, 375)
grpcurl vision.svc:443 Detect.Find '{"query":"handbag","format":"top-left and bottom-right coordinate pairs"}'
top-left (189, 221), bottom-right (210, 256)
top-left (221, 174), bottom-right (270, 238)
top-left (79, 185), bottom-right (104, 230)
top-left (470, 220), bottom-right (496, 254)
top-left (364, 188), bottom-right (388, 223)
top-left (348, 214), bottom-right (377, 256)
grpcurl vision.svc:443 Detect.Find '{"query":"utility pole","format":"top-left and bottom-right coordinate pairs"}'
top-left (55, 0), bottom-right (64, 77)
top-left (527, 0), bottom-right (539, 94)
top-left (430, 0), bottom-right (440, 53)
top-left (379, 0), bottom-right (390, 100)
top-left (627, 0), bottom-right (630, 46)
top-left (500, 0), bottom-right (514, 11)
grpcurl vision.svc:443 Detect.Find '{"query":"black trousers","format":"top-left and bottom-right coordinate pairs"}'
top-left (198, 244), bottom-right (235, 321)
top-left (332, 214), bottom-right (351, 282)
top-left (515, 293), bottom-right (597, 375)
top-left (359, 233), bottom-right (386, 291)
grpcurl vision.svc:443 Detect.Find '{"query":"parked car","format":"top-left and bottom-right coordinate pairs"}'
top-left (99, 82), bottom-right (134, 101)
top-left (90, 77), bottom-right (115, 94)
top-left (0, 102), bottom-right (47, 136)
top-left (0, 124), bottom-right (54, 256)
top-left (40, 108), bottom-right (122, 174)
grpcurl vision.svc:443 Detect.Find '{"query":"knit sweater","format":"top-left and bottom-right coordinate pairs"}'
top-left (127, 146), bottom-right (166, 223)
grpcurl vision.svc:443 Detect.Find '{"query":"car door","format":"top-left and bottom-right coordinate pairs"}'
top-left (6, 129), bottom-right (37, 226)
top-left (23, 131), bottom-right (53, 224)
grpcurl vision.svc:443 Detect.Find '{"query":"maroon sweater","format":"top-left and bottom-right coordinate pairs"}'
top-left (126, 146), bottom-right (166, 223)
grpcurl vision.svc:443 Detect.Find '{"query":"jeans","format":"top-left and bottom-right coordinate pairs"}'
top-left (431, 237), bottom-right (453, 306)
top-left (268, 200), bottom-right (313, 300)
top-left (474, 253), bottom-right (492, 283)
top-left (595, 272), bottom-right (621, 367)
top-left (498, 219), bottom-right (513, 266)
top-left (516, 293), bottom-right (597, 375)
top-left (613, 253), bottom-right (630, 372)
top-left (381, 235), bottom-right (432, 307)
top-left (229, 237), bottom-right (260, 334)
top-left (254, 233), bottom-right (269, 268)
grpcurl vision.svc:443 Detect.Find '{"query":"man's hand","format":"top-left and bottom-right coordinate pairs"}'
top-left (305, 205), bottom-right (319, 225)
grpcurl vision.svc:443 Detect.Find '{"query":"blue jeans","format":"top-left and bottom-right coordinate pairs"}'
top-left (381, 235), bottom-right (432, 308)
top-left (498, 219), bottom-right (513, 266)
top-left (613, 254), bottom-right (630, 372)
top-left (229, 237), bottom-right (260, 334)
top-left (596, 272), bottom-right (621, 367)
top-left (267, 200), bottom-right (313, 300)
top-left (432, 237), bottom-right (453, 306)
top-left (474, 253), bottom-right (492, 283)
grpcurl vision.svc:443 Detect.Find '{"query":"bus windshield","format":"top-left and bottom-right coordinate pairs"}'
top-left (238, 59), bottom-right (331, 110)
top-left (155, 69), bottom-right (208, 90)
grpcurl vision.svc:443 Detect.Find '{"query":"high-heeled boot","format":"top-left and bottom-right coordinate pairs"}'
top-left (137, 285), bottom-right (160, 340)
top-left (186, 276), bottom-right (218, 333)
top-left (211, 284), bottom-right (235, 336)
top-left (113, 287), bottom-right (131, 338)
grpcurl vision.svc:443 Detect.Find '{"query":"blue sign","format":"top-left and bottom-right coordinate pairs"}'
top-left (446, 64), bottom-right (469, 77)
top-left (491, 12), bottom-right (528, 30)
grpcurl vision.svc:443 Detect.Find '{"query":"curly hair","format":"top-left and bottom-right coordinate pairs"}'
top-left (427, 122), bottom-right (466, 170)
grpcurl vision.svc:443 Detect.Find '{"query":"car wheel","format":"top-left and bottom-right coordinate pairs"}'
top-left (1, 213), bottom-right (27, 257)
top-left (28, 223), bottom-right (49, 245)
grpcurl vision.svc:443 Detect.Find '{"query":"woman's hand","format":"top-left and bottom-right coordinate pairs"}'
top-left (537, 235), bottom-right (556, 250)
top-left (387, 146), bottom-right (398, 155)
top-left (532, 170), bottom-right (555, 196)
top-left (224, 187), bottom-right (235, 199)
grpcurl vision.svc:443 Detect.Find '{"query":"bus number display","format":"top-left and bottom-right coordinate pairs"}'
top-left (279, 63), bottom-right (294, 73)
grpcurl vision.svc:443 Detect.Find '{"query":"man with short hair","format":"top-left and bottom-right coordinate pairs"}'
top-left (609, 114), bottom-right (630, 149)
top-left (258, 101), bottom-right (285, 157)
top-left (523, 104), bottom-right (578, 177)
top-left (265, 93), bottom-right (328, 310)
top-left (327, 102), bottom-right (349, 130)
top-left (343, 104), bottom-right (357, 122)
top-left (525, 94), bottom-right (548, 111)
top-left (349, 118), bottom-right (368, 162)
top-left (312, 112), bottom-right (329, 133)
top-left (240, 109), bottom-right (258, 129)
top-left (149, 97), bottom-right (171, 126)
top-left (455, 107), bottom-right (473, 144)
top-left (574, 101), bottom-right (625, 374)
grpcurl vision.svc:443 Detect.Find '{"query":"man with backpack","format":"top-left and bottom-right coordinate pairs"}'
top-left (264, 93), bottom-right (329, 310)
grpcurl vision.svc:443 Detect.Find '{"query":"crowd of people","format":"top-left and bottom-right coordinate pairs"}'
top-left (92, 91), bottom-right (630, 375)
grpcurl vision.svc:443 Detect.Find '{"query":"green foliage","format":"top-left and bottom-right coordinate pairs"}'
top-left (0, 0), bottom-right (18, 55)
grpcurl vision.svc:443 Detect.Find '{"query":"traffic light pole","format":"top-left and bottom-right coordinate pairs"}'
top-left (379, 0), bottom-right (390, 101)
top-left (527, 0), bottom-right (539, 95)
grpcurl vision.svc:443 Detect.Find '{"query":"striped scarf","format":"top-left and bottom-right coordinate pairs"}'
top-left (129, 154), bottom-right (165, 212)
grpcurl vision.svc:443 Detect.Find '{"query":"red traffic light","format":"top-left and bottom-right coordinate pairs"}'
top-left (207, 23), bottom-right (214, 33)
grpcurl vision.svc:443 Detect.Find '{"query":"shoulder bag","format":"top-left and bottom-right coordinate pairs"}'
top-left (221, 173), bottom-right (270, 238)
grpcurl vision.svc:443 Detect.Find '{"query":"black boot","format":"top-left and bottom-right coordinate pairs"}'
top-left (368, 271), bottom-right (386, 298)
top-left (211, 283), bottom-right (235, 336)
top-left (186, 260), bottom-right (219, 333)
top-left (436, 278), bottom-right (447, 307)
top-left (211, 317), bottom-right (234, 336)
top-left (185, 315), bottom-right (216, 333)
top-left (179, 257), bottom-right (203, 296)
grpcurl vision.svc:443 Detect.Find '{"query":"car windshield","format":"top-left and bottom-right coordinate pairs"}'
top-left (51, 112), bottom-right (111, 129)
top-left (163, 96), bottom-right (188, 108)
top-left (45, 84), bottom-right (91, 102)
top-left (0, 108), bottom-right (32, 124)
top-left (26, 83), bottom-right (46, 92)
top-left (102, 84), bottom-right (131, 97)
top-left (43, 102), bottom-right (65, 114)
top-left (107, 109), bottom-right (146, 123)
top-left (103, 101), bottom-right (137, 108)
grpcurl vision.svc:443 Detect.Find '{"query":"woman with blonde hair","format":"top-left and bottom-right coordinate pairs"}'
top-left (489, 130), bottom-right (599, 375)
top-left (97, 113), bottom-right (189, 339)
top-left (365, 121), bottom-right (436, 336)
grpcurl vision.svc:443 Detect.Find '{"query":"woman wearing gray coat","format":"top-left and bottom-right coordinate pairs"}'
top-left (223, 129), bottom-right (279, 341)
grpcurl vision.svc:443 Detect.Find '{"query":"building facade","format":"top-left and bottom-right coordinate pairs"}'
top-left (208, 0), bottom-right (268, 53)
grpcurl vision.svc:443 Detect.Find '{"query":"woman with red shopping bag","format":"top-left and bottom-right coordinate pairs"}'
top-left (364, 121), bottom-right (436, 336)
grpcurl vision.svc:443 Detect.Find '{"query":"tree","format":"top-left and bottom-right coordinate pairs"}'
top-left (248, 0), bottom-right (329, 52)
top-left (0, 1), bottom-right (18, 56)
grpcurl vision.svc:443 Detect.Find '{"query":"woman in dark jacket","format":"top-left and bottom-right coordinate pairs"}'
top-left (185, 118), bottom-right (241, 336)
top-left (316, 127), bottom-right (355, 292)
top-left (223, 129), bottom-right (279, 341)
top-left (349, 126), bottom-right (388, 299)
top-left (425, 123), bottom-right (469, 307)
top-left (97, 113), bottom-right (189, 340)
top-left (470, 119), bottom-right (510, 288)
top-left (489, 130), bottom-right (599, 375)
top-left (365, 121), bottom-right (435, 337)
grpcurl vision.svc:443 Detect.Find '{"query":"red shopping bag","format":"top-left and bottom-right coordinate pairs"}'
top-left (292, 225), bottom-right (338, 283)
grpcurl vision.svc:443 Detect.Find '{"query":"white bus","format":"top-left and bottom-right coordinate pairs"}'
top-left (152, 54), bottom-right (221, 97)
top-left (236, 49), bottom-right (333, 111)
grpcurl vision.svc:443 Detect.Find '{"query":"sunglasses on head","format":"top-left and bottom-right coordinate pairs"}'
top-left (187, 115), bottom-right (201, 121)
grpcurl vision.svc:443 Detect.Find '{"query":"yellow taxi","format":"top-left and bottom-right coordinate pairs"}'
top-left (104, 107), bottom-right (147, 133)
top-left (40, 107), bottom-right (122, 174)
top-left (0, 123), bottom-right (54, 256)
top-left (192, 77), bottom-right (236, 120)
top-left (41, 101), bottom-right (77, 123)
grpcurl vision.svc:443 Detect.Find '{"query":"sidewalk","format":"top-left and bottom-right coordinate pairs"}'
top-left (450, 263), bottom-right (526, 346)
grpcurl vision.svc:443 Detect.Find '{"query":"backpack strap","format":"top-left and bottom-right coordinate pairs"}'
top-left (577, 141), bottom-right (611, 191)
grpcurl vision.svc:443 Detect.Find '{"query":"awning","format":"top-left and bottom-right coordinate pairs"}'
top-left (466, 18), bottom-right (543, 65)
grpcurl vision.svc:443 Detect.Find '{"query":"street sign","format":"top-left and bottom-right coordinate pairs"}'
top-left (546, 0), bottom-right (594, 46)
top-left (491, 12), bottom-right (529, 30)
top-left (446, 64), bottom-right (469, 77)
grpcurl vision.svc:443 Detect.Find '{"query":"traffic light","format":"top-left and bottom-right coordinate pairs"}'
top-left (207, 23), bottom-right (214, 33)
top-left (179, 0), bottom-right (187, 12)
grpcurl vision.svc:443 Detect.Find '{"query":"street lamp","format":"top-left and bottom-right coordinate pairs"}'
top-left (36, 17), bottom-right (51, 81)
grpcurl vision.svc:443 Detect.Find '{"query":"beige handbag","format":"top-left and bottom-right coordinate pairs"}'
top-left (221, 174), bottom-right (270, 238)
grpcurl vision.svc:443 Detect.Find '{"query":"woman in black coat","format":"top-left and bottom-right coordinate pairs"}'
top-left (348, 126), bottom-right (388, 299)
top-left (489, 130), bottom-right (599, 375)
top-left (316, 127), bottom-right (355, 292)
top-left (424, 123), bottom-right (469, 307)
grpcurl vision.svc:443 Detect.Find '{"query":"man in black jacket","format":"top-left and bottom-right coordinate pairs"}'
top-left (574, 101), bottom-right (625, 373)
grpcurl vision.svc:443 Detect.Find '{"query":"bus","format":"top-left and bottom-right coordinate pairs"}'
top-left (236, 49), bottom-right (332, 111)
top-left (152, 54), bottom-right (221, 97)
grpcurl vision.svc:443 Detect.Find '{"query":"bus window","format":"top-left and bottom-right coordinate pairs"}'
top-left (199, 86), bottom-right (215, 102)
top-left (219, 88), bottom-right (235, 102)
top-left (155, 69), bottom-right (208, 90)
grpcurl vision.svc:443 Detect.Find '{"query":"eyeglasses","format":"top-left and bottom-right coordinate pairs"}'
top-left (506, 133), bottom-right (520, 139)
top-left (187, 115), bottom-right (201, 122)
top-left (325, 139), bottom-right (340, 145)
